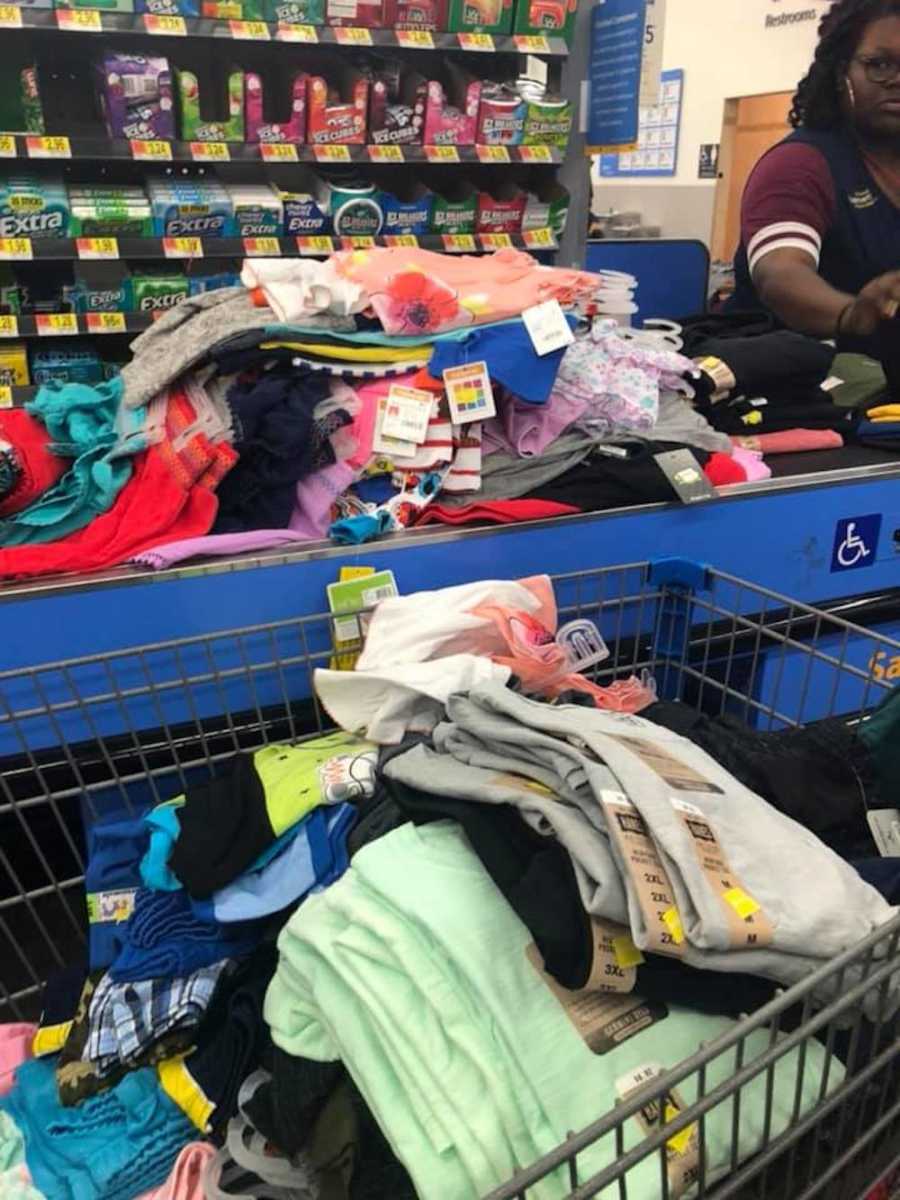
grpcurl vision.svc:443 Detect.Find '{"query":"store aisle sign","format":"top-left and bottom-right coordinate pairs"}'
top-left (831, 514), bottom-right (882, 572)
top-left (587, 0), bottom-right (647, 152)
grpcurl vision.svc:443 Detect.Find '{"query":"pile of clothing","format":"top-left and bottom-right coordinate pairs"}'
top-left (2, 575), bottom-right (899, 1200)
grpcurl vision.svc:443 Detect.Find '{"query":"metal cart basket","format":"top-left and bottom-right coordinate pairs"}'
top-left (2, 559), bottom-right (900, 1200)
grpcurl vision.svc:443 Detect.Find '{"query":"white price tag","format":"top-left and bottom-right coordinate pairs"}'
top-left (868, 810), bottom-right (900, 857)
top-left (379, 384), bottom-right (433, 445)
top-left (442, 360), bottom-right (495, 425)
top-left (521, 299), bottom-right (575, 356)
top-left (373, 395), bottom-right (418, 458)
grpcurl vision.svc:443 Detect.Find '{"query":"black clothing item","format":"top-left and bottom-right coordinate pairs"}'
top-left (705, 395), bottom-right (855, 436)
top-left (245, 1048), bottom-right (344, 1158)
top-left (853, 859), bottom-right (900, 905)
top-left (36, 964), bottom-right (86, 1036)
top-left (643, 701), bottom-right (876, 858)
top-left (677, 311), bottom-right (782, 352)
top-left (346, 790), bottom-right (405, 860)
top-left (690, 330), bottom-right (836, 400)
top-left (525, 442), bottom-right (711, 512)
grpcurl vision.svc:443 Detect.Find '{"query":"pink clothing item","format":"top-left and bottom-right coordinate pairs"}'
top-left (730, 446), bottom-right (772, 482)
top-left (131, 528), bottom-right (320, 570)
top-left (483, 389), bottom-right (589, 458)
top-left (0, 1024), bottom-right (35, 1096)
top-left (733, 430), bottom-right (844, 455)
top-left (331, 247), bottom-right (600, 335)
top-left (136, 1142), bottom-right (215, 1200)
top-left (349, 373), bottom-right (420, 470)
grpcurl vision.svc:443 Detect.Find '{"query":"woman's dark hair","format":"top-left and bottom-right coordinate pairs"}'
top-left (790, 0), bottom-right (900, 128)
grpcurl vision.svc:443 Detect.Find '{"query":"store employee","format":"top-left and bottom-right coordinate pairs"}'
top-left (732, 0), bottom-right (900, 357)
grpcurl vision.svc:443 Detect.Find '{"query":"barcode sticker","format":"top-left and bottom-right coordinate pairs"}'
top-left (361, 583), bottom-right (397, 606)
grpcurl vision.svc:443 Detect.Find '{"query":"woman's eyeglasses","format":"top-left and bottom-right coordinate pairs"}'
top-left (855, 54), bottom-right (900, 85)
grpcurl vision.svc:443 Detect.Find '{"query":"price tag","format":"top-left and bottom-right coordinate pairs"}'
top-left (56, 7), bottom-right (102, 31)
top-left (480, 233), bottom-right (512, 249)
top-left (243, 237), bottom-right (281, 257)
top-left (37, 313), bottom-right (79, 337)
top-left (86, 312), bottom-right (127, 334)
top-left (476, 144), bottom-right (510, 163)
top-left (518, 144), bottom-right (554, 163)
top-left (443, 360), bottom-right (496, 425)
top-left (424, 144), bottom-right (459, 163)
top-left (384, 234), bottom-right (418, 248)
top-left (0, 5), bottom-right (23, 28)
top-left (441, 233), bottom-right (476, 253)
top-left (340, 236), bottom-right (374, 249)
top-left (513, 33), bottom-right (550, 52)
top-left (296, 235), bottom-right (334, 255)
top-left (0, 135), bottom-right (16, 158)
top-left (380, 383), bottom-right (434, 443)
top-left (228, 18), bottom-right (270, 37)
top-left (131, 139), bottom-right (172, 161)
top-left (396, 28), bottom-right (433, 47)
top-left (25, 136), bottom-right (71, 159)
top-left (0, 386), bottom-right (12, 409)
top-left (163, 237), bottom-right (203, 258)
top-left (276, 21), bottom-right (317, 40)
top-left (334, 25), bottom-right (371, 44)
top-left (190, 141), bottom-right (230, 162)
top-left (521, 299), bottom-right (574, 356)
top-left (260, 141), bottom-right (299, 162)
top-left (313, 144), bottom-right (351, 162)
top-left (0, 316), bottom-right (18, 338)
top-left (0, 239), bottom-right (32, 261)
top-left (522, 226), bottom-right (555, 248)
top-left (367, 144), bottom-right (404, 163)
top-left (457, 31), bottom-right (493, 50)
top-left (76, 237), bottom-right (120, 260)
top-left (143, 12), bottom-right (187, 33)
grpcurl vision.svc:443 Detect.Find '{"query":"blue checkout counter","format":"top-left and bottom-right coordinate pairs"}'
top-left (0, 445), bottom-right (897, 668)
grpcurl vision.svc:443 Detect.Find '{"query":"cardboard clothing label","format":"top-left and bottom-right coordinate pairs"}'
top-left (373, 395), bottom-right (417, 458)
top-left (380, 384), bottom-right (434, 444)
top-left (868, 809), bottom-right (900, 857)
top-left (521, 299), bottom-right (574, 357)
top-left (443, 361), bottom-right (496, 425)
top-left (327, 568), bottom-right (397, 668)
top-left (655, 449), bottom-right (717, 504)
top-left (584, 917), bottom-right (640, 994)
top-left (616, 1062), bottom-right (701, 1198)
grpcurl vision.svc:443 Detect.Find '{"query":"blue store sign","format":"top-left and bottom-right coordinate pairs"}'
top-left (587, 0), bottom-right (647, 150)
top-left (831, 514), bottom-right (882, 572)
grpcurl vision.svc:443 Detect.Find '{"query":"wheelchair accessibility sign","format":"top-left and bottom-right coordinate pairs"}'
top-left (831, 514), bottom-right (882, 572)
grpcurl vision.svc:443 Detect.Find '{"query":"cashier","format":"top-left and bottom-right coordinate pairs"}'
top-left (731, 0), bottom-right (900, 356)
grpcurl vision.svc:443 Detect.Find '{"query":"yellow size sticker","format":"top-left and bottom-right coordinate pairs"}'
top-left (243, 237), bottom-right (281, 257)
top-left (442, 233), bottom-right (476, 252)
top-left (0, 135), bottom-right (16, 158)
top-left (190, 141), bottom-right (230, 162)
top-left (424, 144), bottom-right (459, 163)
top-left (612, 935), bottom-right (645, 970)
top-left (56, 7), bottom-right (102, 30)
top-left (296, 235), bottom-right (334, 255)
top-left (25, 135), bottom-right (71, 159)
top-left (513, 33), bottom-right (550, 52)
top-left (662, 908), bottom-right (685, 945)
top-left (228, 18), bottom-right (270, 36)
top-left (480, 233), bottom-right (512, 249)
top-left (86, 311), bottom-right (126, 334)
top-left (367, 144), bottom-right (404, 163)
top-left (37, 313), bottom-right (78, 336)
top-left (0, 5), bottom-right (23, 27)
top-left (76, 237), bottom-right (119, 260)
top-left (723, 887), bottom-right (762, 920)
top-left (396, 28), bottom-right (433, 47)
top-left (384, 234), bottom-right (418, 247)
top-left (518, 144), bottom-right (554, 163)
top-left (143, 12), bottom-right (186, 32)
top-left (276, 21), bottom-right (317, 40)
top-left (0, 239), bottom-right (32, 261)
top-left (523, 227), bottom-right (555, 248)
top-left (260, 142), bottom-right (299, 162)
top-left (131, 139), bottom-right (172, 161)
top-left (0, 315), bottom-right (18, 338)
top-left (457, 31), bottom-right (493, 49)
top-left (0, 386), bottom-right (12, 408)
top-left (313, 144), bottom-right (351, 162)
top-left (476, 144), bottom-right (510, 163)
top-left (333, 25), bottom-right (371, 43)
top-left (163, 237), bottom-right (203, 258)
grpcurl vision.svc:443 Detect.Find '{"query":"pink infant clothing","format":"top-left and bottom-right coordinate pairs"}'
top-left (136, 1142), bottom-right (215, 1200)
top-left (0, 1024), bottom-right (36, 1097)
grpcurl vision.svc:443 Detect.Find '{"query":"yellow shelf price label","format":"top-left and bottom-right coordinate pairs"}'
top-left (0, 386), bottom-right (12, 409)
top-left (0, 5), bottom-right (23, 27)
top-left (143, 13), bottom-right (187, 33)
top-left (384, 234), bottom-right (418, 248)
top-left (163, 237), bottom-right (203, 259)
top-left (424, 144), bottom-right (459, 163)
top-left (476, 144), bottom-right (510, 164)
top-left (243, 237), bottom-right (281, 257)
top-left (56, 8), bottom-right (102, 31)
top-left (367, 144), bottom-right (404, 163)
top-left (334, 25), bottom-right (372, 44)
top-left (76, 237), bottom-right (120, 260)
top-left (86, 312), bottom-right (127, 334)
top-left (396, 28), bottom-right (433, 47)
top-left (276, 21), bottom-right (317, 40)
top-left (296, 235), bottom-right (334, 255)
top-left (0, 239), bottom-right (32, 261)
top-left (457, 31), bottom-right (493, 50)
top-left (260, 142), bottom-right (299, 163)
top-left (131, 139), bottom-right (172, 162)
top-left (339, 236), bottom-right (375, 249)
top-left (513, 33), bottom-right (550, 52)
top-left (228, 18), bottom-right (270, 37)
top-left (190, 141), bottom-right (230, 162)
top-left (522, 227), bottom-right (554, 249)
top-left (441, 233), bottom-right (476, 253)
top-left (313, 143), bottom-right (351, 162)
top-left (0, 315), bottom-right (19, 338)
top-left (0, 135), bottom-right (16, 158)
top-left (37, 313), bottom-right (79, 336)
top-left (25, 136), bottom-right (71, 160)
top-left (480, 233), bottom-right (513, 249)
top-left (518, 144), bottom-right (554, 163)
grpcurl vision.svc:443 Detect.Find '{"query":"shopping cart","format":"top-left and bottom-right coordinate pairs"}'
top-left (2, 558), bottom-right (900, 1200)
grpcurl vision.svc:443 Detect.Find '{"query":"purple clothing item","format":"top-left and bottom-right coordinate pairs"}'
top-left (289, 460), bottom-right (356, 538)
top-left (483, 390), bottom-right (589, 458)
